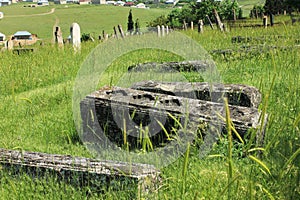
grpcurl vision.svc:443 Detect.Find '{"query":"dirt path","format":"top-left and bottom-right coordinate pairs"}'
top-left (6, 8), bottom-right (55, 18)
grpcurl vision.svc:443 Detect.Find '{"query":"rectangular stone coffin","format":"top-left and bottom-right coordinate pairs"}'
top-left (0, 148), bottom-right (160, 196)
top-left (80, 86), bottom-right (264, 149)
top-left (131, 81), bottom-right (262, 108)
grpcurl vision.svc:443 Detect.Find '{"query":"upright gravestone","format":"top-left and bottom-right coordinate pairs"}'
top-left (198, 20), bottom-right (204, 33)
top-left (54, 26), bottom-right (64, 47)
top-left (263, 16), bottom-right (268, 28)
top-left (161, 25), bottom-right (165, 37)
top-left (157, 25), bottom-right (161, 37)
top-left (6, 39), bottom-right (13, 51)
top-left (70, 23), bottom-right (81, 52)
top-left (270, 14), bottom-right (274, 26)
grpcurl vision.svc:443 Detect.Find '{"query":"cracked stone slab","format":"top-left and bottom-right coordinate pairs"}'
top-left (80, 86), bottom-right (266, 150)
top-left (0, 148), bottom-right (160, 196)
top-left (131, 81), bottom-right (262, 108)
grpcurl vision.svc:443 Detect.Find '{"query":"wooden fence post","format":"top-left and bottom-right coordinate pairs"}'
top-left (233, 9), bottom-right (237, 21)
top-left (118, 24), bottom-right (125, 38)
top-left (113, 26), bottom-right (118, 39)
top-left (213, 9), bottom-right (224, 31)
top-left (206, 15), bottom-right (214, 30)
top-left (183, 20), bottom-right (187, 30)
top-left (270, 14), bottom-right (274, 26)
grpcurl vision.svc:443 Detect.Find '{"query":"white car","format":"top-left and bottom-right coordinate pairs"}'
top-left (106, 1), bottom-right (116, 5)
top-left (165, 0), bottom-right (174, 4)
top-left (116, 0), bottom-right (125, 6)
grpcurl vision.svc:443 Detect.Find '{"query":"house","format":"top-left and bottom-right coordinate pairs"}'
top-left (136, 3), bottom-right (146, 8)
top-left (37, 0), bottom-right (49, 5)
top-left (79, 0), bottom-right (91, 4)
top-left (124, 1), bottom-right (133, 6)
top-left (12, 31), bottom-right (39, 46)
top-left (91, 0), bottom-right (106, 4)
top-left (165, 0), bottom-right (174, 4)
top-left (54, 0), bottom-right (67, 4)
top-left (13, 31), bottom-right (32, 40)
top-left (106, 0), bottom-right (115, 5)
top-left (115, 0), bottom-right (124, 6)
top-left (66, 0), bottom-right (79, 3)
top-left (0, 0), bottom-right (12, 6)
top-left (0, 32), bottom-right (5, 41)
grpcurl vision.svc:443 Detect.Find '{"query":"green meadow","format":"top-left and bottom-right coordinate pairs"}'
top-left (0, 3), bottom-right (169, 39)
top-left (0, 2), bottom-right (299, 200)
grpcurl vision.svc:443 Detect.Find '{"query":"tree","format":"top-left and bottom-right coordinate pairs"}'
top-left (285, 0), bottom-right (300, 12)
top-left (148, 0), bottom-right (243, 28)
top-left (264, 0), bottom-right (286, 15)
top-left (250, 5), bottom-right (264, 18)
top-left (127, 9), bottom-right (134, 34)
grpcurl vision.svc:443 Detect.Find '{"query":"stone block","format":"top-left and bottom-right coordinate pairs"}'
top-left (80, 86), bottom-right (266, 150)
top-left (131, 81), bottom-right (262, 108)
top-left (0, 148), bottom-right (160, 197)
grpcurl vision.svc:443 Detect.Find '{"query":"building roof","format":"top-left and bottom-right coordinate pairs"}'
top-left (14, 31), bottom-right (32, 36)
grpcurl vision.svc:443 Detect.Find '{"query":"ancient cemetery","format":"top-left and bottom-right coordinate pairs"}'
top-left (0, 58), bottom-right (267, 196)
top-left (0, 2), bottom-right (299, 198)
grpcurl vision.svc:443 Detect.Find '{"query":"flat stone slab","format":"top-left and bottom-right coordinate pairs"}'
top-left (0, 148), bottom-right (160, 195)
top-left (80, 86), bottom-right (265, 149)
top-left (128, 60), bottom-right (214, 72)
top-left (131, 81), bottom-right (262, 108)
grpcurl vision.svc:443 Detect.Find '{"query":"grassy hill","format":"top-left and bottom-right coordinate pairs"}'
top-left (0, 2), bottom-right (299, 200)
top-left (238, 0), bottom-right (265, 16)
top-left (0, 3), bottom-right (169, 40)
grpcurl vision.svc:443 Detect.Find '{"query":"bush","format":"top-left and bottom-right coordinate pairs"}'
top-left (148, 0), bottom-right (241, 28)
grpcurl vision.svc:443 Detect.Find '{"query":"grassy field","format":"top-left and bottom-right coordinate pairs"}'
top-left (0, 3), bottom-right (299, 200)
top-left (0, 3), bottom-right (169, 40)
top-left (237, 0), bottom-right (265, 17)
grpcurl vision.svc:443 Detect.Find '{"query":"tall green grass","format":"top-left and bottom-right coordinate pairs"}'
top-left (0, 22), bottom-right (299, 199)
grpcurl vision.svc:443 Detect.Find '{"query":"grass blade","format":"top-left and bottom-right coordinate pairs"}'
top-left (249, 155), bottom-right (271, 175)
top-left (279, 148), bottom-right (300, 179)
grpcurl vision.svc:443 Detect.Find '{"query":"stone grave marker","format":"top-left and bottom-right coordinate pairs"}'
top-left (161, 25), bottom-right (165, 37)
top-left (80, 86), bottom-right (266, 150)
top-left (54, 26), bottom-right (64, 47)
top-left (0, 148), bottom-right (160, 197)
top-left (198, 20), bottom-right (204, 33)
top-left (6, 39), bottom-right (13, 50)
top-left (157, 25), bottom-right (161, 37)
top-left (70, 22), bottom-right (81, 52)
top-left (131, 81), bottom-right (262, 108)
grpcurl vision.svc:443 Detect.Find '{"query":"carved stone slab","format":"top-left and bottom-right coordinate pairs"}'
top-left (80, 86), bottom-right (265, 149)
top-left (128, 61), bottom-right (214, 72)
top-left (0, 148), bottom-right (160, 195)
top-left (131, 81), bottom-right (262, 108)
